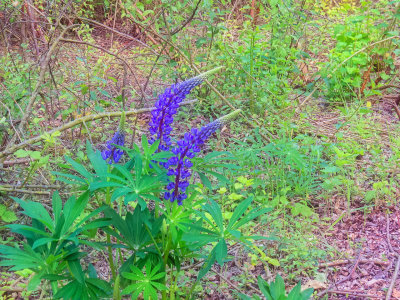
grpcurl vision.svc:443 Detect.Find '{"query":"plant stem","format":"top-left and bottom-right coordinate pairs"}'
top-left (106, 166), bottom-right (117, 280)
top-left (20, 144), bottom-right (48, 188)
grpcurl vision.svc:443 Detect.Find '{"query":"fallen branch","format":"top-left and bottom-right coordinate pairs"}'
top-left (386, 255), bottom-right (400, 300)
top-left (2, 158), bottom-right (33, 166)
top-left (328, 290), bottom-right (383, 299)
top-left (0, 184), bottom-right (61, 189)
top-left (317, 249), bottom-right (363, 298)
top-left (392, 103), bottom-right (400, 121)
top-left (0, 99), bottom-right (197, 160)
top-left (319, 259), bottom-right (389, 268)
top-left (385, 213), bottom-right (400, 300)
top-left (0, 187), bottom-right (51, 195)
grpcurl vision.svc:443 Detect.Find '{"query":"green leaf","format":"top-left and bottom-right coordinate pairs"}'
top-left (1, 210), bottom-right (17, 222)
top-left (14, 149), bottom-right (30, 158)
top-left (32, 237), bottom-right (57, 250)
top-left (27, 272), bottom-right (43, 291)
top-left (198, 172), bottom-right (212, 189)
top-left (227, 196), bottom-right (252, 231)
top-left (52, 192), bottom-right (62, 225)
top-left (12, 197), bottom-right (54, 231)
top-left (205, 199), bottom-right (224, 233)
top-left (65, 156), bottom-right (92, 179)
top-left (68, 260), bottom-right (85, 284)
top-left (214, 239), bottom-right (227, 265)
top-left (197, 248), bottom-right (216, 280)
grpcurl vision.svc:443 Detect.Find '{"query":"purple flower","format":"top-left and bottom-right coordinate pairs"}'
top-left (102, 131), bottom-right (125, 164)
top-left (163, 119), bottom-right (223, 205)
top-left (149, 67), bottom-right (222, 152)
top-left (163, 109), bottom-right (241, 205)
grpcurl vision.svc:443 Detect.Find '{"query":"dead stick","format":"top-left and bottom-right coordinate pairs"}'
top-left (0, 187), bottom-right (51, 195)
top-left (3, 158), bottom-right (34, 166)
top-left (328, 290), bottom-right (383, 299)
top-left (1, 184), bottom-right (61, 189)
top-left (317, 249), bottom-right (363, 298)
top-left (60, 38), bottom-right (146, 100)
top-left (6, 24), bottom-right (78, 148)
top-left (319, 259), bottom-right (389, 268)
top-left (386, 255), bottom-right (400, 300)
top-left (385, 213), bottom-right (400, 300)
top-left (392, 103), bottom-right (400, 121)
top-left (78, 16), bottom-right (158, 55)
top-left (0, 100), bottom-right (197, 160)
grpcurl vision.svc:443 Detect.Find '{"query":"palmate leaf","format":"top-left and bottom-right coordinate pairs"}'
top-left (255, 275), bottom-right (314, 300)
top-left (1, 191), bottom-right (108, 295)
top-left (122, 261), bottom-right (167, 300)
top-left (12, 197), bottom-right (54, 231)
top-left (197, 247), bottom-right (216, 281)
top-left (0, 244), bottom-right (44, 271)
top-left (103, 205), bottom-right (163, 252)
top-left (187, 196), bottom-right (273, 281)
top-left (192, 151), bottom-right (239, 188)
top-left (54, 141), bottom-right (109, 189)
top-left (53, 277), bottom-right (112, 300)
top-left (89, 153), bottom-right (166, 207)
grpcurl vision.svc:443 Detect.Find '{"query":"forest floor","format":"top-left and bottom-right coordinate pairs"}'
top-left (1, 3), bottom-right (400, 299)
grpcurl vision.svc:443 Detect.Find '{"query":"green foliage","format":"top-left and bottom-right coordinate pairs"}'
top-left (239, 274), bottom-right (313, 300)
top-left (254, 274), bottom-right (313, 300)
top-left (0, 136), bottom-right (273, 298)
top-left (122, 261), bottom-right (167, 299)
top-left (0, 192), bottom-right (110, 297)
top-left (0, 205), bottom-right (17, 223)
top-left (321, 2), bottom-right (399, 102)
top-left (231, 134), bottom-right (334, 200)
top-left (3, 1), bottom-right (398, 298)
top-left (184, 197), bottom-right (272, 280)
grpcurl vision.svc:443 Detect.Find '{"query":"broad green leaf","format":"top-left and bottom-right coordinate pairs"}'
top-left (52, 192), bottom-right (62, 225)
top-left (214, 239), bottom-right (227, 265)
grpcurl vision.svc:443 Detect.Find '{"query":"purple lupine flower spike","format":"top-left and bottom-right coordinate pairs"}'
top-left (164, 109), bottom-right (241, 205)
top-left (102, 111), bottom-right (126, 164)
top-left (149, 67), bottom-right (223, 152)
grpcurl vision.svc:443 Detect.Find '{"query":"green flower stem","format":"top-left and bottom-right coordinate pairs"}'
top-left (144, 224), bottom-right (163, 258)
top-left (113, 275), bottom-right (121, 300)
top-left (162, 236), bottom-right (171, 300)
top-left (162, 201), bottom-right (173, 300)
top-left (106, 165), bottom-right (116, 280)
top-left (169, 265), bottom-right (175, 300)
top-left (187, 279), bottom-right (199, 300)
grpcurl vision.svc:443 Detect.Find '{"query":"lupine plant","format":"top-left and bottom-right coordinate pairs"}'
top-left (101, 111), bottom-right (126, 164)
top-left (0, 68), bottom-right (274, 299)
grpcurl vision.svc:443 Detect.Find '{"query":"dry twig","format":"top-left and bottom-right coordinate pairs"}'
top-left (5, 24), bottom-right (78, 149)
top-left (0, 100), bottom-right (197, 160)
top-left (319, 259), bottom-right (389, 268)
top-left (328, 290), bottom-right (384, 299)
top-left (385, 213), bottom-right (400, 300)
